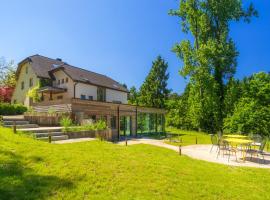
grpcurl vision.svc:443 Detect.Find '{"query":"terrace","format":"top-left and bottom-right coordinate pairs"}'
top-left (26, 98), bottom-right (166, 141)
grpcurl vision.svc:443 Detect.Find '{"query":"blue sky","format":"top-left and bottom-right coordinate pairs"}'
top-left (0, 0), bottom-right (269, 94)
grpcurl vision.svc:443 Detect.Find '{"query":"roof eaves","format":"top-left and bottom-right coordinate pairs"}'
top-left (74, 79), bottom-right (128, 93)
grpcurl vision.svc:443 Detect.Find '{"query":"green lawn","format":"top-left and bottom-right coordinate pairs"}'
top-left (1, 127), bottom-right (270, 199)
top-left (165, 127), bottom-right (212, 146)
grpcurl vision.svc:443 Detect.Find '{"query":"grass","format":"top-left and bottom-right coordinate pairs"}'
top-left (1, 127), bottom-right (270, 199)
top-left (165, 127), bottom-right (212, 146)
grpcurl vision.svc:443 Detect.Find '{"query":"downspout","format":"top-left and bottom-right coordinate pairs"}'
top-left (73, 82), bottom-right (78, 99)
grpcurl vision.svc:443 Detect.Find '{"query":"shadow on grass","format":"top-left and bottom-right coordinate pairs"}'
top-left (0, 150), bottom-right (73, 200)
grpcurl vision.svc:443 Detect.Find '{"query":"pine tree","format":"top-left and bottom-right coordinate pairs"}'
top-left (139, 56), bottom-right (170, 108)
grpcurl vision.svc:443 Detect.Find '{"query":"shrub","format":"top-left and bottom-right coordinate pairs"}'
top-left (60, 116), bottom-right (73, 132)
top-left (82, 123), bottom-right (95, 131)
top-left (26, 84), bottom-right (41, 103)
top-left (224, 98), bottom-right (270, 136)
top-left (93, 120), bottom-right (107, 131)
top-left (0, 103), bottom-right (27, 115)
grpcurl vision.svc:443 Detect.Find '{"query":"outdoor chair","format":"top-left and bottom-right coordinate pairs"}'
top-left (217, 139), bottom-right (228, 159)
top-left (247, 138), bottom-right (267, 164)
top-left (227, 143), bottom-right (238, 162)
top-left (251, 134), bottom-right (263, 148)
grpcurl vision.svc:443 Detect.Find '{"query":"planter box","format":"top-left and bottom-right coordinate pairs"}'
top-left (65, 129), bottom-right (118, 141)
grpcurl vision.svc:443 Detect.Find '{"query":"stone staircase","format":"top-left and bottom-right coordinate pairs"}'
top-left (2, 116), bottom-right (69, 142)
top-left (32, 128), bottom-right (69, 141)
top-left (3, 117), bottom-right (39, 129)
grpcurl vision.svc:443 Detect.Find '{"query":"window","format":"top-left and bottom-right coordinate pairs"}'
top-left (62, 79), bottom-right (64, 84)
top-left (26, 66), bottom-right (28, 74)
top-left (66, 77), bottom-right (68, 83)
top-left (58, 80), bottom-right (60, 85)
top-left (111, 116), bottom-right (117, 129)
top-left (29, 78), bottom-right (33, 87)
top-left (80, 94), bottom-right (86, 100)
top-left (21, 81), bottom-right (24, 90)
top-left (57, 96), bottom-right (63, 100)
top-left (97, 87), bottom-right (106, 102)
top-left (88, 96), bottom-right (93, 100)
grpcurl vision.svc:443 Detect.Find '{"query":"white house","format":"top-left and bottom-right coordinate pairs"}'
top-left (12, 55), bottom-right (128, 106)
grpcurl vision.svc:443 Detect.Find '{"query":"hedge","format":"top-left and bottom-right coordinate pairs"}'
top-left (0, 103), bottom-right (27, 115)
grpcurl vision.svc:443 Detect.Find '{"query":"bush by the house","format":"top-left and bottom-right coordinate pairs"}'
top-left (60, 115), bottom-right (107, 133)
top-left (60, 115), bottom-right (73, 132)
top-left (0, 103), bottom-right (27, 115)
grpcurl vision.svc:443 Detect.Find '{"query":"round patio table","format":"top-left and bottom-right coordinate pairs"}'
top-left (223, 138), bottom-right (253, 161)
top-left (223, 134), bottom-right (248, 139)
top-left (224, 138), bottom-right (253, 145)
top-left (224, 138), bottom-right (254, 161)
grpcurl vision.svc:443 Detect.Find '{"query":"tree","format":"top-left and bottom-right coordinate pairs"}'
top-left (166, 84), bottom-right (193, 129)
top-left (170, 0), bottom-right (257, 132)
top-left (224, 78), bottom-right (242, 116)
top-left (139, 56), bottom-right (170, 108)
top-left (128, 86), bottom-right (139, 105)
top-left (0, 87), bottom-right (14, 102)
top-left (0, 57), bottom-right (16, 88)
top-left (224, 72), bottom-right (270, 136)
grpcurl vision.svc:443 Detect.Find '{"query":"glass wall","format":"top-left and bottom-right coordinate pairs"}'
top-left (137, 113), bottom-right (165, 136)
top-left (120, 116), bottom-right (131, 137)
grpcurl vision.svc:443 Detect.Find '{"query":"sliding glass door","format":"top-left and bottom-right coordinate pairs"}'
top-left (120, 116), bottom-right (131, 137)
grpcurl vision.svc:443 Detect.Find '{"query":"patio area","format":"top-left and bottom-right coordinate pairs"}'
top-left (182, 144), bottom-right (270, 168)
top-left (117, 138), bottom-right (270, 168)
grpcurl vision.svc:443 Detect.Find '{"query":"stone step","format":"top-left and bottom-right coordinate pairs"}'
top-left (34, 132), bottom-right (64, 138)
top-left (37, 135), bottom-right (69, 141)
top-left (2, 116), bottom-right (25, 121)
top-left (3, 121), bottom-right (30, 125)
top-left (19, 127), bottom-right (62, 133)
top-left (4, 124), bottom-right (39, 129)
